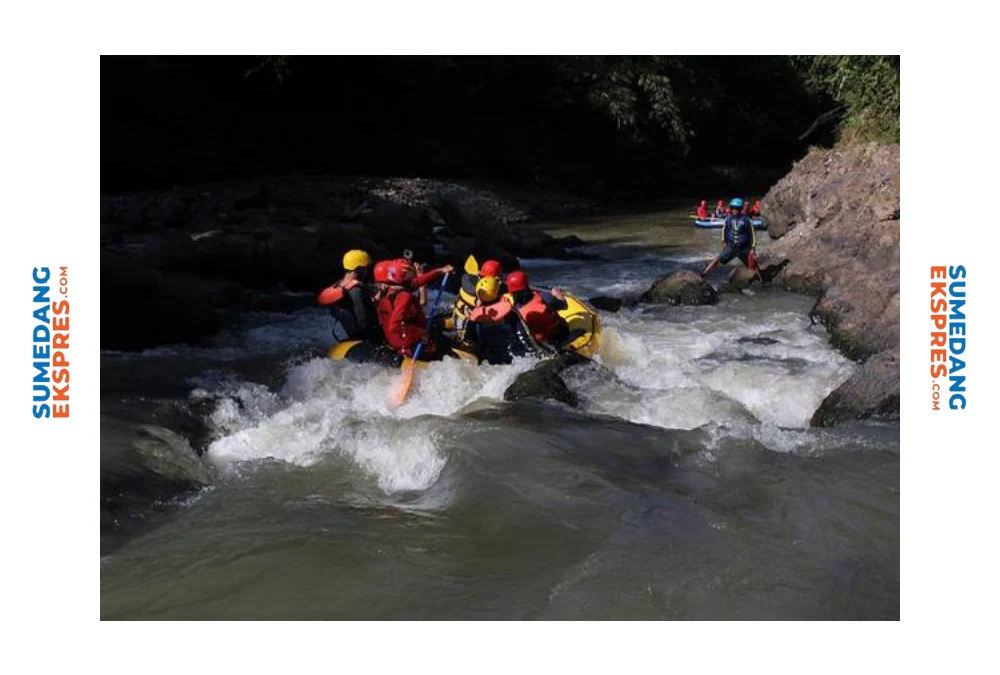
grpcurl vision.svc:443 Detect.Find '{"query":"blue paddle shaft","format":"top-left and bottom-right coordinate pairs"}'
top-left (411, 272), bottom-right (449, 361)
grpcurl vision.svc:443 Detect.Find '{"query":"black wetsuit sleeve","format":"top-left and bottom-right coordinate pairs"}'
top-left (347, 286), bottom-right (370, 334)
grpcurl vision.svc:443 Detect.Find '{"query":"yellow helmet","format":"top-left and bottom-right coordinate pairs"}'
top-left (343, 249), bottom-right (373, 271)
top-left (475, 276), bottom-right (501, 303)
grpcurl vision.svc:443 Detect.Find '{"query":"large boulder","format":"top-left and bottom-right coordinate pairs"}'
top-left (811, 349), bottom-right (900, 426)
top-left (641, 270), bottom-right (718, 306)
top-left (761, 143), bottom-right (900, 423)
top-left (101, 250), bottom-right (222, 350)
top-left (504, 353), bottom-right (589, 406)
top-left (718, 266), bottom-right (759, 294)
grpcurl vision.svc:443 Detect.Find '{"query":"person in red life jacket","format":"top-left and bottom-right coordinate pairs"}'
top-left (375, 258), bottom-right (455, 359)
top-left (464, 276), bottom-right (537, 365)
top-left (696, 200), bottom-right (710, 219)
top-left (714, 200), bottom-right (727, 218)
top-left (317, 249), bottom-right (381, 341)
top-left (749, 198), bottom-right (762, 217)
top-left (454, 259), bottom-right (504, 332)
top-left (505, 270), bottom-right (570, 347)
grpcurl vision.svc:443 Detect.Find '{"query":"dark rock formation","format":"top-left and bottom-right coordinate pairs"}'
top-left (588, 296), bottom-right (624, 312)
top-left (641, 270), bottom-right (718, 306)
top-left (811, 349), bottom-right (900, 426)
top-left (760, 144), bottom-right (900, 424)
top-left (504, 352), bottom-right (590, 406)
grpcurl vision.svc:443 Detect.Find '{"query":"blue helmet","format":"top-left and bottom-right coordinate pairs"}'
top-left (729, 198), bottom-right (744, 208)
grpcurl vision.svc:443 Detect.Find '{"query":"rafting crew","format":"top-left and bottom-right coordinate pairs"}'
top-left (374, 258), bottom-right (455, 360)
top-left (701, 198), bottom-right (763, 281)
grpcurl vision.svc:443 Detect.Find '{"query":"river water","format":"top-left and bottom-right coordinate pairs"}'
top-left (100, 208), bottom-right (899, 619)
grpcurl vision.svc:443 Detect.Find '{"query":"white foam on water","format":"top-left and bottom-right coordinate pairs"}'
top-left (570, 298), bottom-right (855, 434)
top-left (203, 354), bottom-right (537, 493)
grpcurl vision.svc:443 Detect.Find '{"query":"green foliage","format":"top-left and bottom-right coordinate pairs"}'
top-left (795, 55), bottom-right (900, 144)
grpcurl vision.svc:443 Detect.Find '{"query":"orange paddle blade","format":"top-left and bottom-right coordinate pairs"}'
top-left (390, 358), bottom-right (418, 408)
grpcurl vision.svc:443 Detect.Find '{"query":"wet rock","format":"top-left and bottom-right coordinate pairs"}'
top-left (101, 250), bottom-right (222, 350)
top-left (359, 201), bottom-right (434, 244)
top-left (737, 336), bottom-right (780, 346)
top-left (641, 270), bottom-right (717, 306)
top-left (718, 266), bottom-right (759, 294)
top-left (762, 144), bottom-right (899, 362)
top-left (588, 296), bottom-right (624, 312)
top-left (503, 352), bottom-right (589, 406)
top-left (761, 144), bottom-right (899, 425)
top-left (812, 349), bottom-right (900, 426)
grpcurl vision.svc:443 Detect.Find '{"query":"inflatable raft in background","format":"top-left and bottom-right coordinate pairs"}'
top-left (326, 291), bottom-right (603, 366)
top-left (693, 217), bottom-right (765, 229)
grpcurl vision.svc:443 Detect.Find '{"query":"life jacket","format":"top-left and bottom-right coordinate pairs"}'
top-left (319, 278), bottom-right (364, 341)
top-left (377, 286), bottom-right (427, 353)
top-left (513, 290), bottom-right (565, 344)
top-left (724, 214), bottom-right (754, 249)
top-left (452, 273), bottom-right (479, 330)
top-left (696, 205), bottom-right (710, 219)
top-left (467, 301), bottom-right (533, 365)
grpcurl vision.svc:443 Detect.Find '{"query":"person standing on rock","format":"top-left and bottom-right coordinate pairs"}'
top-left (317, 250), bottom-right (382, 342)
top-left (701, 198), bottom-right (763, 282)
top-left (463, 276), bottom-right (537, 365)
top-left (505, 270), bottom-right (570, 348)
top-left (375, 258), bottom-right (455, 359)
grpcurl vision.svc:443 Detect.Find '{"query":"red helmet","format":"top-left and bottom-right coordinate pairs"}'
top-left (506, 270), bottom-right (529, 293)
top-left (386, 258), bottom-right (416, 285)
top-left (373, 260), bottom-right (392, 283)
top-left (480, 260), bottom-right (503, 278)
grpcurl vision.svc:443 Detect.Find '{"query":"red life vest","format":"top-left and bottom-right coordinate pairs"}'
top-left (377, 286), bottom-right (426, 353)
top-left (515, 291), bottom-right (562, 343)
top-left (468, 300), bottom-right (514, 324)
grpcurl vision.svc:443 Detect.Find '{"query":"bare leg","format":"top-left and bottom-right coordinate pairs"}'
top-left (702, 257), bottom-right (721, 277)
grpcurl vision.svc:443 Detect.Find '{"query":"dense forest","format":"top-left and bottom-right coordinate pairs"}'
top-left (102, 56), bottom-right (899, 199)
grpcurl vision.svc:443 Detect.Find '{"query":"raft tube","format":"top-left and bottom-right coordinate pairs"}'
top-left (327, 339), bottom-right (478, 367)
top-left (693, 217), bottom-right (765, 229)
top-left (557, 292), bottom-right (602, 359)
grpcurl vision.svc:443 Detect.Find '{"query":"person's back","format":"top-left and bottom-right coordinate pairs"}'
top-left (696, 200), bottom-right (710, 219)
top-left (375, 258), bottom-right (454, 357)
top-left (506, 270), bottom-right (568, 346)
top-left (318, 250), bottom-right (379, 342)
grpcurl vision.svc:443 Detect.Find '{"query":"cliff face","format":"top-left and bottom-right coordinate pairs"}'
top-left (760, 144), bottom-right (900, 426)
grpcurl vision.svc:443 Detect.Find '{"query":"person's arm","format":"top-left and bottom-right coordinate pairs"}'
top-left (317, 284), bottom-right (341, 305)
top-left (749, 216), bottom-right (757, 248)
top-left (347, 286), bottom-right (369, 333)
top-left (544, 289), bottom-right (568, 311)
top-left (411, 265), bottom-right (455, 289)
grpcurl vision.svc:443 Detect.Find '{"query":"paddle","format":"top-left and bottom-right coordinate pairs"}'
top-left (390, 273), bottom-right (450, 407)
top-left (463, 255), bottom-right (479, 276)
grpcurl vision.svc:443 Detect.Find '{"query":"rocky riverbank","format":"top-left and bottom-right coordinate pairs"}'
top-left (101, 176), bottom-right (597, 350)
top-left (760, 144), bottom-right (900, 425)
